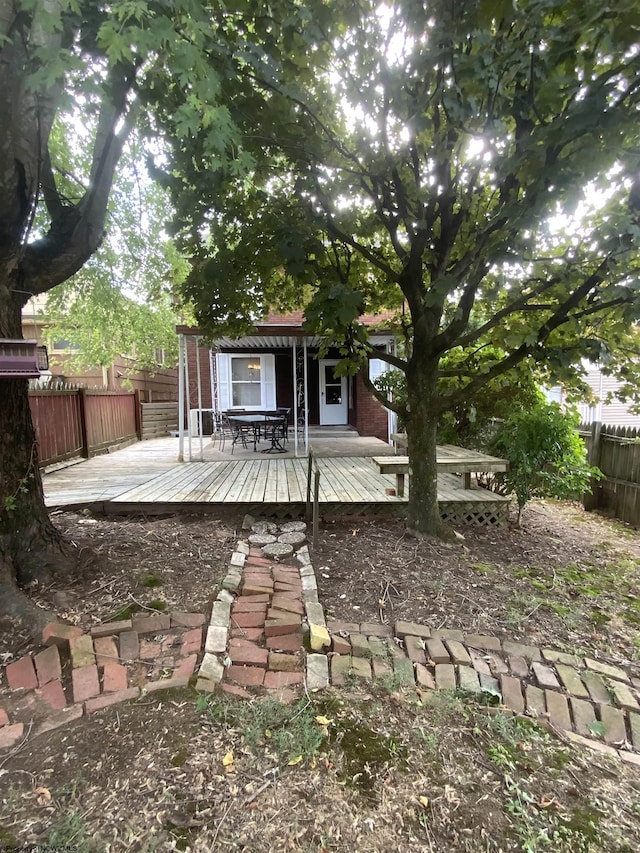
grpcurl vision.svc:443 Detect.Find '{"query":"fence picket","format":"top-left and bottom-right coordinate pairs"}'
top-left (582, 421), bottom-right (640, 527)
top-left (29, 388), bottom-right (139, 467)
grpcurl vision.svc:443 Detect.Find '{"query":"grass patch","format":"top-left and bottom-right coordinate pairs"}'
top-left (203, 695), bottom-right (326, 765)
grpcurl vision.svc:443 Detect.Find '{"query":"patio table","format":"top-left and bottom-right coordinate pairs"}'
top-left (226, 413), bottom-right (288, 453)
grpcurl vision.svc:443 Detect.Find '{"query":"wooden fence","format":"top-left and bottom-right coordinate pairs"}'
top-left (29, 387), bottom-right (141, 468)
top-left (580, 422), bottom-right (640, 527)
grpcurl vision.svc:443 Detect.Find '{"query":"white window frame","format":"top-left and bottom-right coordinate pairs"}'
top-left (216, 352), bottom-right (276, 411)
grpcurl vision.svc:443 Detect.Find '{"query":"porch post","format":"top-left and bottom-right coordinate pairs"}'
top-left (293, 339), bottom-right (299, 457)
top-left (303, 337), bottom-right (309, 453)
top-left (209, 349), bottom-right (216, 414)
top-left (195, 336), bottom-right (204, 461)
top-left (178, 333), bottom-right (185, 462)
top-left (185, 336), bottom-right (192, 462)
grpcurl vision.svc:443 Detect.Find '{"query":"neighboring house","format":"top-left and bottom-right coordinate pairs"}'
top-left (546, 363), bottom-right (640, 427)
top-left (177, 312), bottom-right (398, 445)
top-left (22, 294), bottom-right (178, 402)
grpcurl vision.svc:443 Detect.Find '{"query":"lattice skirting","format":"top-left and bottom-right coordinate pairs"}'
top-left (248, 500), bottom-right (511, 526)
top-left (439, 500), bottom-right (510, 527)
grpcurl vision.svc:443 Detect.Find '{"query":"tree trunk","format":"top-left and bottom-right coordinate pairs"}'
top-left (0, 296), bottom-right (67, 631)
top-left (404, 351), bottom-right (452, 539)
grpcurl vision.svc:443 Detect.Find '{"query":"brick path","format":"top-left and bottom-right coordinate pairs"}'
top-left (2, 518), bottom-right (640, 769)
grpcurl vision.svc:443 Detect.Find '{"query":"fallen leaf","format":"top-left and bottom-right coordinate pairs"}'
top-left (288, 755), bottom-right (303, 766)
top-left (222, 751), bottom-right (234, 767)
top-left (35, 787), bottom-right (51, 806)
top-left (419, 796), bottom-right (430, 808)
top-left (315, 715), bottom-right (333, 727)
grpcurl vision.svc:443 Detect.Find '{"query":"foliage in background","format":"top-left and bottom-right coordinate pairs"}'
top-left (488, 401), bottom-right (600, 525)
top-left (374, 351), bottom-right (544, 448)
top-left (40, 132), bottom-right (186, 372)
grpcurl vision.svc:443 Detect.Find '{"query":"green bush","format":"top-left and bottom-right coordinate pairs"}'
top-left (489, 401), bottom-right (601, 525)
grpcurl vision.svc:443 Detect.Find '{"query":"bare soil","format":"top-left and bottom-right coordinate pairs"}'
top-left (1, 501), bottom-right (640, 852)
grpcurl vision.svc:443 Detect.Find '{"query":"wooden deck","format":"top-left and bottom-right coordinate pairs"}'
top-left (107, 457), bottom-right (510, 524)
top-left (43, 438), bottom-right (511, 525)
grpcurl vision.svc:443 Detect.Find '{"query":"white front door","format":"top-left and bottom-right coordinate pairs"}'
top-left (319, 359), bottom-right (348, 425)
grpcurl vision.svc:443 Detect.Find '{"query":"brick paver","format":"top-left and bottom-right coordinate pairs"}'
top-left (570, 697), bottom-right (597, 737)
top-left (582, 671), bottom-right (611, 704)
top-left (94, 636), bottom-right (119, 667)
top-left (525, 685), bottom-right (546, 715)
top-left (545, 690), bottom-right (571, 730)
top-left (426, 639), bottom-right (450, 665)
top-left (6, 656), bottom-right (38, 691)
top-left (609, 682), bottom-right (639, 712)
top-left (72, 664), bottom-right (100, 703)
top-left (555, 664), bottom-right (590, 699)
top-left (103, 663), bottom-right (128, 693)
top-left (39, 679), bottom-right (67, 710)
top-left (119, 631), bottom-right (139, 661)
top-left (532, 662), bottom-right (561, 690)
top-left (585, 658), bottom-right (629, 682)
top-left (445, 641), bottom-right (472, 666)
top-left (404, 635), bottom-right (427, 665)
top-left (598, 704), bottom-right (627, 745)
top-left (435, 664), bottom-right (456, 691)
top-left (500, 676), bottom-right (524, 713)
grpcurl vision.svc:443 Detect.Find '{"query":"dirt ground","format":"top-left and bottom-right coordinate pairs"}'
top-left (1, 501), bottom-right (640, 852)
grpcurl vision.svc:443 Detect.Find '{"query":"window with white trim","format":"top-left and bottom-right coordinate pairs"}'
top-left (216, 352), bottom-right (276, 411)
top-left (231, 356), bottom-right (262, 406)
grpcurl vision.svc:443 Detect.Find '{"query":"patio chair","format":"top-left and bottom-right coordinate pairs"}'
top-left (276, 407), bottom-right (291, 443)
top-left (212, 413), bottom-right (232, 452)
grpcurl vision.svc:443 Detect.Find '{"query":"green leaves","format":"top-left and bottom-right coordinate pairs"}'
top-left (489, 401), bottom-right (601, 522)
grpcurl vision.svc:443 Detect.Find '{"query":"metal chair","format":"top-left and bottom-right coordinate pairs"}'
top-left (212, 413), bottom-right (233, 452)
top-left (276, 407), bottom-right (291, 443)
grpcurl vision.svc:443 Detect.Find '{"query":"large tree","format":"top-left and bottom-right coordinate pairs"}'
top-left (180, 0), bottom-right (640, 537)
top-left (0, 0), bottom-right (324, 627)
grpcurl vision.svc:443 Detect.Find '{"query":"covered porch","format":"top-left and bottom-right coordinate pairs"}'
top-left (175, 314), bottom-right (398, 461)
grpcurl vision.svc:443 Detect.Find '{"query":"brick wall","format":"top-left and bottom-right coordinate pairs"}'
top-left (351, 371), bottom-right (389, 441)
top-left (185, 339), bottom-right (213, 409)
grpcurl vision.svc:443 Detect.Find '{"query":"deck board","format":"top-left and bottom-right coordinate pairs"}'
top-left (43, 437), bottom-right (510, 525)
top-left (105, 456), bottom-right (509, 510)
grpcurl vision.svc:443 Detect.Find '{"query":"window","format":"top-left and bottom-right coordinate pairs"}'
top-left (231, 356), bottom-right (262, 406)
top-left (216, 352), bottom-right (276, 411)
top-left (52, 339), bottom-right (80, 351)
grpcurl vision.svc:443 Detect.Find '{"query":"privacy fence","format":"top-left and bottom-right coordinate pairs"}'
top-left (580, 422), bottom-right (640, 527)
top-left (29, 387), bottom-right (141, 468)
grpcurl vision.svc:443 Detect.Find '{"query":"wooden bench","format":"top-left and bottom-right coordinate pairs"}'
top-left (372, 445), bottom-right (509, 497)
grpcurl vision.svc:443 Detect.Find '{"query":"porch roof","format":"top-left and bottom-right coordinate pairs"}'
top-left (176, 311), bottom-right (397, 349)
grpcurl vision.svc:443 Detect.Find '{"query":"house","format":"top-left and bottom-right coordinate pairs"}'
top-left (176, 312), bottom-right (398, 452)
top-left (546, 362), bottom-right (640, 428)
top-left (22, 294), bottom-right (179, 402)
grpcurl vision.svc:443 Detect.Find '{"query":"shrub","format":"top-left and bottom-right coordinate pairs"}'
top-left (488, 401), bottom-right (601, 526)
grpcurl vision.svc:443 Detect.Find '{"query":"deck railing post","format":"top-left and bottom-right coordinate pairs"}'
top-left (305, 446), bottom-right (314, 520)
top-left (312, 465), bottom-right (320, 550)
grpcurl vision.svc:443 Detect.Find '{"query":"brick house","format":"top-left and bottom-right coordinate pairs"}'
top-left (176, 312), bottom-right (398, 449)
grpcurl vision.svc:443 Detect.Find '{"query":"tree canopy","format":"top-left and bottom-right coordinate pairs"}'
top-left (178, 0), bottom-right (640, 534)
top-left (0, 0), bottom-right (331, 625)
